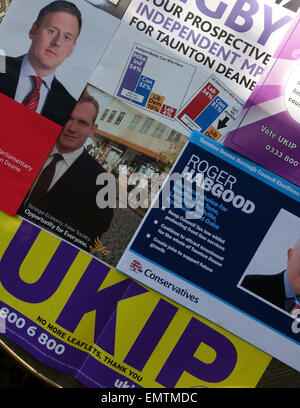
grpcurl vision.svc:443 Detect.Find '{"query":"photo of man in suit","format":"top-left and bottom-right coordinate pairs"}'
top-left (241, 239), bottom-right (300, 315)
top-left (19, 91), bottom-right (114, 251)
top-left (0, 0), bottom-right (81, 125)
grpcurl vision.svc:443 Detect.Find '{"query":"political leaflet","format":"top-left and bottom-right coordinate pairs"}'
top-left (0, 96), bottom-right (60, 215)
top-left (224, 13), bottom-right (300, 187)
top-left (0, 210), bottom-right (271, 388)
top-left (18, 84), bottom-right (188, 265)
top-left (0, 0), bottom-right (297, 384)
top-left (118, 131), bottom-right (300, 372)
top-left (0, 0), bottom-right (120, 215)
top-left (89, 0), bottom-right (297, 139)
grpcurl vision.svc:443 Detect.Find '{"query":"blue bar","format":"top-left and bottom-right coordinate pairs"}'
top-left (133, 75), bottom-right (155, 107)
top-left (194, 96), bottom-right (228, 131)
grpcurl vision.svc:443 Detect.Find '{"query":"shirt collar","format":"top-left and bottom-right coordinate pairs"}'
top-left (284, 271), bottom-right (297, 299)
top-left (50, 144), bottom-right (84, 167)
top-left (21, 55), bottom-right (54, 90)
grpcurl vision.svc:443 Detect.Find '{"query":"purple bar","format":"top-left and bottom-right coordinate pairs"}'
top-left (117, 51), bottom-right (147, 101)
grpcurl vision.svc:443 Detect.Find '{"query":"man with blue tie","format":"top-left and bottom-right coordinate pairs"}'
top-left (0, 1), bottom-right (82, 125)
top-left (241, 239), bottom-right (300, 316)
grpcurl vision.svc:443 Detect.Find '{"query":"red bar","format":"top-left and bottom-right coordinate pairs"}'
top-left (178, 82), bottom-right (219, 122)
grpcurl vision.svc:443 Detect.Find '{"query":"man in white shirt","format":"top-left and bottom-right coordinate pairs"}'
top-left (0, 1), bottom-right (81, 125)
top-left (19, 92), bottom-right (114, 251)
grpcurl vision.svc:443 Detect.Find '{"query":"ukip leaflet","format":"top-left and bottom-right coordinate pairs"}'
top-left (118, 131), bottom-right (300, 372)
top-left (89, 0), bottom-right (297, 139)
top-left (0, 210), bottom-right (271, 388)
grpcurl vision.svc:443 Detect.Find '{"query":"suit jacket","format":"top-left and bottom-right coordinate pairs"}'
top-left (19, 150), bottom-right (114, 250)
top-left (241, 271), bottom-right (286, 310)
top-left (0, 56), bottom-right (76, 126)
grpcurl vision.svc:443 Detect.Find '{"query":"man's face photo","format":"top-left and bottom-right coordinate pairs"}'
top-left (0, 0), bottom-right (120, 106)
top-left (28, 10), bottom-right (79, 76)
top-left (287, 242), bottom-right (300, 294)
top-left (56, 100), bottom-right (97, 153)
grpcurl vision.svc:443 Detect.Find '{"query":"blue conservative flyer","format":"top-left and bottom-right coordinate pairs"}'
top-left (117, 131), bottom-right (300, 372)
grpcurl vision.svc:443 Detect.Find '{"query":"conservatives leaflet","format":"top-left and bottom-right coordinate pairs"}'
top-left (118, 131), bottom-right (300, 372)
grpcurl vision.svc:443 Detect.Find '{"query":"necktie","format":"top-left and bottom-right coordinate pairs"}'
top-left (22, 76), bottom-right (43, 111)
top-left (28, 154), bottom-right (63, 204)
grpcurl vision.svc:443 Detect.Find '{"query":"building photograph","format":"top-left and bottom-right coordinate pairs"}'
top-left (85, 83), bottom-right (188, 264)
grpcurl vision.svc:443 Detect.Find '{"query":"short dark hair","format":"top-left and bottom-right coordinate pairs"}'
top-left (78, 92), bottom-right (99, 123)
top-left (34, 1), bottom-right (82, 36)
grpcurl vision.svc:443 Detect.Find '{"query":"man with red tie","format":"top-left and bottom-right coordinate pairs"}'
top-left (19, 91), bottom-right (114, 252)
top-left (0, 1), bottom-right (81, 126)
